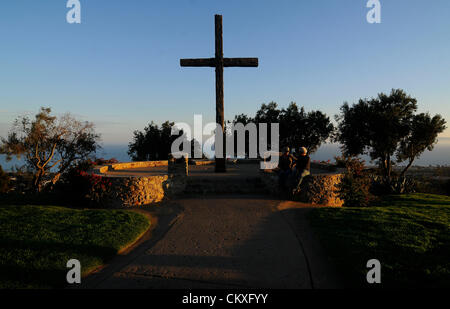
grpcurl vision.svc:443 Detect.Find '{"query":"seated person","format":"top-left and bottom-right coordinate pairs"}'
top-left (292, 147), bottom-right (310, 194)
top-left (277, 146), bottom-right (295, 189)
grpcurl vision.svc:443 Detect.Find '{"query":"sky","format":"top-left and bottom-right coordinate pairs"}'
top-left (0, 0), bottom-right (449, 149)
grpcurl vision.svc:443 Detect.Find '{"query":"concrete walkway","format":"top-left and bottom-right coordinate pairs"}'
top-left (81, 196), bottom-right (341, 289)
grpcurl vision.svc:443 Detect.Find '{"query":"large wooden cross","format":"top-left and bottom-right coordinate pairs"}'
top-left (180, 14), bottom-right (258, 173)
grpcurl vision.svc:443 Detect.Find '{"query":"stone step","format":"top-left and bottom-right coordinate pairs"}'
top-left (182, 176), bottom-right (268, 195)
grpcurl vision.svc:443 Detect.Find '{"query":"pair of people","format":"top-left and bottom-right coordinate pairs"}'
top-left (278, 146), bottom-right (311, 196)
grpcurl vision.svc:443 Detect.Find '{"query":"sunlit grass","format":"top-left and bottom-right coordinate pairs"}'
top-left (309, 193), bottom-right (450, 287)
top-left (0, 205), bottom-right (150, 288)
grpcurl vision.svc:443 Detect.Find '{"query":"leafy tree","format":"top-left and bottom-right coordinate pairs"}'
top-left (0, 107), bottom-right (100, 191)
top-left (231, 102), bottom-right (334, 157)
top-left (233, 113), bottom-right (253, 126)
top-left (335, 89), bottom-right (446, 179)
top-left (255, 102), bottom-right (281, 124)
top-left (254, 102), bottom-right (281, 153)
top-left (397, 113), bottom-right (447, 176)
top-left (128, 121), bottom-right (202, 161)
top-left (229, 113), bottom-right (255, 158)
top-left (128, 121), bottom-right (174, 161)
top-left (279, 103), bottom-right (334, 153)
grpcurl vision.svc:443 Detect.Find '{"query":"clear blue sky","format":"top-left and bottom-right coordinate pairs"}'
top-left (0, 0), bottom-right (449, 145)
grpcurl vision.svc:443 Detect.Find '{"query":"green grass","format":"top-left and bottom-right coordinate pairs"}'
top-left (0, 205), bottom-right (150, 288)
top-left (308, 193), bottom-right (450, 288)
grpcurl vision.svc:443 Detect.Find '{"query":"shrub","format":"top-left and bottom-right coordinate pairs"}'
top-left (334, 156), bottom-right (348, 168)
top-left (370, 175), bottom-right (417, 195)
top-left (76, 171), bottom-right (113, 207)
top-left (58, 158), bottom-right (117, 207)
top-left (0, 165), bottom-right (10, 193)
top-left (336, 156), bottom-right (372, 207)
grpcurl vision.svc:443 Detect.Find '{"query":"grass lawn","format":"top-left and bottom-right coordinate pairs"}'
top-left (0, 204), bottom-right (151, 288)
top-left (308, 193), bottom-right (450, 288)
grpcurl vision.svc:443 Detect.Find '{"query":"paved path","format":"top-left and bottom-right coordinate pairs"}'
top-left (81, 196), bottom-right (341, 289)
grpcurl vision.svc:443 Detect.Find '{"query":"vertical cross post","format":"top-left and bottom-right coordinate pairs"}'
top-left (214, 15), bottom-right (226, 172)
top-left (180, 15), bottom-right (258, 173)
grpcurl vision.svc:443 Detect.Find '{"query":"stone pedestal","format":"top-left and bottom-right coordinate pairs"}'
top-left (168, 153), bottom-right (189, 177)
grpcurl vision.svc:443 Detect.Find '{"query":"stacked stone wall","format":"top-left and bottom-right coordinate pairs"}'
top-left (260, 170), bottom-right (343, 207)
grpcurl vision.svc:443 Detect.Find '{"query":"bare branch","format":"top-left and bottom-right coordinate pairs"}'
top-left (42, 142), bottom-right (58, 169)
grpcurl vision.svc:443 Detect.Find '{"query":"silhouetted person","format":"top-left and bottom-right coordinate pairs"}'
top-left (292, 147), bottom-right (310, 194)
top-left (278, 146), bottom-right (295, 190)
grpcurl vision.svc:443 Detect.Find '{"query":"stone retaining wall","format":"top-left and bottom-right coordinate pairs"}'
top-left (261, 170), bottom-right (344, 207)
top-left (92, 158), bottom-right (343, 208)
top-left (110, 160), bottom-right (168, 170)
top-left (92, 160), bottom-right (168, 174)
top-left (104, 175), bottom-right (187, 208)
top-left (93, 158), bottom-right (188, 208)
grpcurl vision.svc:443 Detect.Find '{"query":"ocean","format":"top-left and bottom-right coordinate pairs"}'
top-left (0, 145), bottom-right (133, 172)
top-left (1, 142), bottom-right (449, 171)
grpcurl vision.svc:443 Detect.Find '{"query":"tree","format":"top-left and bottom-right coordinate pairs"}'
top-left (279, 103), bottom-right (334, 153)
top-left (229, 113), bottom-right (255, 158)
top-left (0, 107), bottom-right (100, 191)
top-left (255, 102), bottom-right (280, 124)
top-left (128, 121), bottom-right (202, 161)
top-left (335, 89), bottom-right (446, 179)
top-left (233, 113), bottom-right (253, 126)
top-left (128, 121), bottom-right (175, 161)
top-left (397, 112), bottom-right (448, 177)
top-left (232, 102), bottom-right (334, 157)
top-left (254, 102), bottom-right (281, 153)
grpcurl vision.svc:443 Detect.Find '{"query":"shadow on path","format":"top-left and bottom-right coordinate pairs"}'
top-left (81, 197), bottom-right (342, 289)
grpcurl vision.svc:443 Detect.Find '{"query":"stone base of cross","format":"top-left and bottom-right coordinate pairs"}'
top-left (180, 15), bottom-right (259, 173)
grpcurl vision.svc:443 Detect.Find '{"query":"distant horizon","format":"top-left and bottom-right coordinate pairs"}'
top-left (99, 138), bottom-right (450, 167)
top-left (2, 139), bottom-right (450, 172)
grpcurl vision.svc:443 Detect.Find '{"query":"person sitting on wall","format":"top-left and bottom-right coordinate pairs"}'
top-left (277, 146), bottom-right (295, 190)
top-left (292, 147), bottom-right (311, 195)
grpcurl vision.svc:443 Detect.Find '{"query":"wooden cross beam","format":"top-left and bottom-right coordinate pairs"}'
top-left (180, 14), bottom-right (259, 173)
